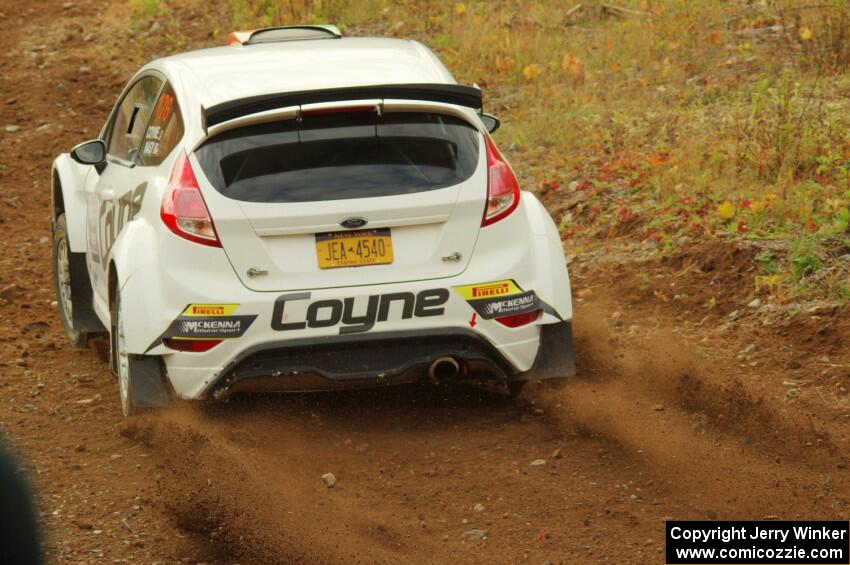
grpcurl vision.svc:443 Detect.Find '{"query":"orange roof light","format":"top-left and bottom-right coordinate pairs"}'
top-left (226, 25), bottom-right (341, 46)
top-left (227, 31), bottom-right (254, 46)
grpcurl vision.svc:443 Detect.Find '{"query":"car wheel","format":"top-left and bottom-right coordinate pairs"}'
top-left (52, 214), bottom-right (87, 348)
top-left (112, 289), bottom-right (170, 417)
top-left (112, 291), bottom-right (136, 417)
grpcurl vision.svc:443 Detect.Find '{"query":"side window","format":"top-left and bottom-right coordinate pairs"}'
top-left (139, 83), bottom-right (184, 166)
top-left (106, 76), bottom-right (162, 163)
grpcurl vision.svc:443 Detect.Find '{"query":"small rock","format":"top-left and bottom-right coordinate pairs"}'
top-left (473, 503), bottom-right (485, 512)
top-left (20, 404), bottom-right (36, 413)
top-left (820, 356), bottom-right (831, 363)
top-left (739, 344), bottom-right (756, 355)
top-left (747, 298), bottom-right (762, 309)
top-left (321, 472), bottom-right (336, 488)
top-left (79, 66), bottom-right (91, 74)
top-left (653, 404), bottom-right (664, 412)
top-left (530, 459), bottom-right (546, 466)
top-left (460, 529), bottom-right (487, 542)
top-left (4, 124), bottom-right (20, 132)
top-left (0, 284), bottom-right (17, 301)
top-left (728, 309), bottom-right (740, 320)
top-left (552, 447), bottom-right (563, 459)
top-left (787, 360), bottom-right (802, 370)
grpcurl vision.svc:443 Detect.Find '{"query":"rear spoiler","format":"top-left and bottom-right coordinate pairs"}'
top-left (202, 83), bottom-right (483, 130)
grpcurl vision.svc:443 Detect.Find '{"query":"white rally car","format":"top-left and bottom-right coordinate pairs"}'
top-left (51, 26), bottom-right (574, 416)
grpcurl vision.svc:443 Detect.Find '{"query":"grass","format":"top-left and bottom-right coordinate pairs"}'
top-left (124, 0), bottom-right (850, 301)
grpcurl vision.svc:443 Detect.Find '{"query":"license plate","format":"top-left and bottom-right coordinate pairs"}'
top-left (316, 228), bottom-right (393, 269)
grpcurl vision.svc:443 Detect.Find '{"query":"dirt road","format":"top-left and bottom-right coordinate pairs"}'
top-left (1, 1), bottom-right (849, 563)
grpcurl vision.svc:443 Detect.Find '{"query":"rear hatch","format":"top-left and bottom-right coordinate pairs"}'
top-left (194, 108), bottom-right (485, 292)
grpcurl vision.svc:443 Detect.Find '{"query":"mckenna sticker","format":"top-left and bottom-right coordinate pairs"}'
top-left (146, 304), bottom-right (256, 351)
top-left (477, 291), bottom-right (538, 317)
top-left (453, 280), bottom-right (561, 321)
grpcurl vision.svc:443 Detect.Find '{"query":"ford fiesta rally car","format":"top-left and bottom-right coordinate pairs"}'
top-left (51, 25), bottom-right (575, 416)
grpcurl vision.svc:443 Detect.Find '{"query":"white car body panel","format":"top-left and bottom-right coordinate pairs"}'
top-left (51, 154), bottom-right (92, 253)
top-left (51, 34), bottom-right (575, 401)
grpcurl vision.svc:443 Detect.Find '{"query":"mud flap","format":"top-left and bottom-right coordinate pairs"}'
top-left (128, 355), bottom-right (172, 408)
top-left (515, 320), bottom-right (575, 381)
top-left (67, 251), bottom-right (106, 333)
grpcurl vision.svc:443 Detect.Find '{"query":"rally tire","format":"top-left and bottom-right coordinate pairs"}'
top-left (112, 290), bottom-right (170, 417)
top-left (52, 214), bottom-right (88, 348)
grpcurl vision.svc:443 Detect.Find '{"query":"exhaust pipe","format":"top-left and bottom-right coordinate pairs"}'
top-left (428, 357), bottom-right (460, 381)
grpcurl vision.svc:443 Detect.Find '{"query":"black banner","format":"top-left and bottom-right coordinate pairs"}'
top-left (162, 315), bottom-right (257, 340)
top-left (666, 521), bottom-right (849, 564)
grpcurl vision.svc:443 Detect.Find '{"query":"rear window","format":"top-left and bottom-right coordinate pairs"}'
top-left (195, 112), bottom-right (480, 203)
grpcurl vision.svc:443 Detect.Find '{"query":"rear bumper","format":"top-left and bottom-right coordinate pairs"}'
top-left (205, 322), bottom-right (575, 398)
top-left (117, 193), bottom-right (574, 400)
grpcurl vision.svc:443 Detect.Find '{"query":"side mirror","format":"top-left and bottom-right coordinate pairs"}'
top-left (70, 139), bottom-right (106, 166)
top-left (480, 113), bottom-right (501, 134)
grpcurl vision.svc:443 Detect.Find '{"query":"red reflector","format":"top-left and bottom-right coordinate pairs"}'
top-left (495, 310), bottom-right (540, 328)
top-left (163, 338), bottom-right (222, 352)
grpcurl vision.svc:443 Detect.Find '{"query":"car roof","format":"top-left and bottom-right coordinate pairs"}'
top-left (151, 37), bottom-right (456, 110)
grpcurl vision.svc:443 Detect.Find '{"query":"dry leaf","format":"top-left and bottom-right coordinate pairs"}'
top-left (522, 63), bottom-right (542, 81)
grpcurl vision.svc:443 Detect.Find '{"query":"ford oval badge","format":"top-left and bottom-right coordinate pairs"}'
top-left (340, 217), bottom-right (368, 229)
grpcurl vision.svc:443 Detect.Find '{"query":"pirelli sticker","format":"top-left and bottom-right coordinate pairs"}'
top-left (453, 280), bottom-right (523, 301)
top-left (146, 304), bottom-right (257, 351)
top-left (453, 280), bottom-right (561, 321)
top-left (182, 304), bottom-right (239, 317)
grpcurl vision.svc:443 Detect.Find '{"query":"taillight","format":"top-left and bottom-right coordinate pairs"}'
top-left (495, 310), bottom-right (540, 328)
top-left (163, 338), bottom-right (222, 352)
top-left (160, 152), bottom-right (221, 247)
top-left (481, 134), bottom-right (520, 226)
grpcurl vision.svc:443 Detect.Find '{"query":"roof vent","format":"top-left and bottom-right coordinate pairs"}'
top-left (228, 25), bottom-right (342, 46)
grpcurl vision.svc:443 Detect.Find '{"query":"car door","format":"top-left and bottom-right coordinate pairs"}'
top-left (85, 74), bottom-right (163, 303)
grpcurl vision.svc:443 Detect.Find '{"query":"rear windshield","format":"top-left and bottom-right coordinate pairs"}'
top-left (195, 111), bottom-right (480, 203)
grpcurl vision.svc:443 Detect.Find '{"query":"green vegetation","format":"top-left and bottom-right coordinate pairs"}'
top-left (127, 0), bottom-right (850, 300)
